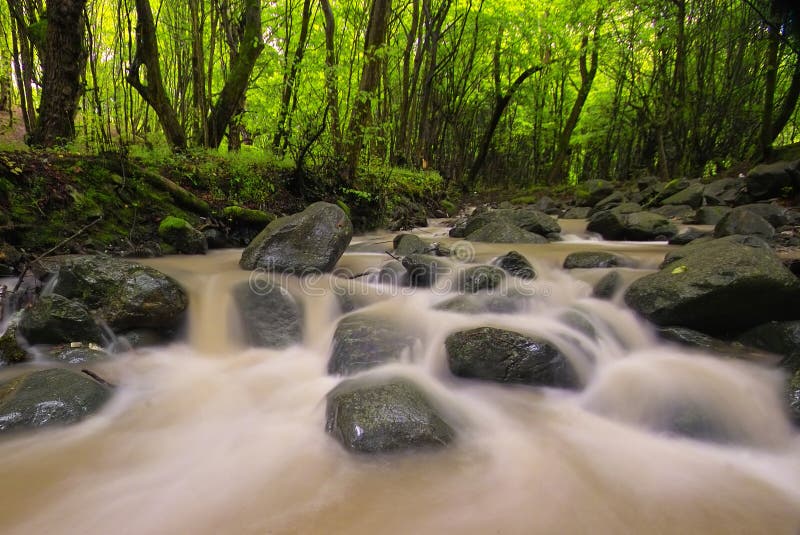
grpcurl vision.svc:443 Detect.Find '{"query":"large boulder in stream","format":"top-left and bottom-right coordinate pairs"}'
top-left (737, 320), bottom-right (800, 373)
top-left (457, 265), bottom-right (505, 293)
top-left (659, 182), bottom-right (705, 209)
top-left (0, 314), bottom-right (29, 366)
top-left (463, 208), bottom-right (560, 238)
top-left (703, 177), bottom-right (744, 206)
top-left (232, 281), bottom-right (303, 349)
top-left (239, 202), bottom-right (353, 273)
top-left (50, 255), bottom-right (188, 335)
top-left (0, 368), bottom-right (111, 434)
top-left (587, 210), bottom-right (678, 241)
top-left (563, 251), bottom-right (636, 269)
top-left (18, 294), bottom-right (104, 345)
top-left (624, 236), bottom-right (800, 333)
top-left (575, 179), bottom-right (615, 207)
top-left (445, 327), bottom-right (580, 389)
top-left (714, 207), bottom-right (775, 240)
top-left (466, 221), bottom-right (547, 244)
top-left (325, 376), bottom-right (455, 453)
top-left (492, 251), bottom-right (536, 279)
top-left (327, 313), bottom-right (418, 375)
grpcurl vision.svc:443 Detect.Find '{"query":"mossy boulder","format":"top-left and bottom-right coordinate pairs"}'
top-left (0, 314), bottom-right (29, 366)
top-left (587, 210), bottom-right (678, 241)
top-left (232, 281), bottom-right (303, 349)
top-left (575, 179), bottom-right (615, 207)
top-left (492, 251), bottom-right (536, 279)
top-left (240, 202), bottom-right (353, 273)
top-left (401, 254), bottom-right (452, 287)
top-left (463, 208), bottom-right (561, 237)
top-left (222, 206), bottom-right (276, 226)
top-left (624, 237), bottom-right (800, 334)
top-left (466, 221), bottom-right (548, 244)
top-left (445, 327), bottom-right (580, 389)
top-left (50, 255), bottom-right (188, 335)
top-left (48, 346), bottom-right (112, 365)
top-left (593, 271), bottom-right (623, 299)
top-left (327, 313), bottom-right (418, 375)
top-left (457, 265), bottom-right (505, 293)
top-left (563, 251), bottom-right (636, 269)
top-left (737, 320), bottom-right (800, 373)
top-left (158, 216), bottom-right (207, 255)
top-left (691, 206), bottom-right (731, 225)
top-left (325, 376), bottom-right (455, 453)
top-left (714, 207), bottom-right (775, 240)
top-left (659, 182), bottom-right (705, 209)
top-left (19, 294), bottom-right (104, 345)
top-left (745, 159), bottom-right (800, 200)
top-left (393, 234), bottom-right (429, 256)
top-left (0, 368), bottom-right (112, 434)
top-left (703, 177), bottom-right (745, 206)
top-left (562, 207), bottom-right (591, 219)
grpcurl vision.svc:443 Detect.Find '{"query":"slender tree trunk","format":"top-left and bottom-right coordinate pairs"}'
top-left (466, 30), bottom-right (542, 187)
top-left (546, 26), bottom-right (600, 184)
top-left (205, 0), bottom-right (263, 148)
top-left (128, 0), bottom-right (187, 150)
top-left (273, 0), bottom-right (313, 151)
top-left (344, 0), bottom-right (392, 182)
top-left (319, 0), bottom-right (341, 153)
top-left (759, 10), bottom-right (780, 160)
top-left (189, 0), bottom-right (208, 145)
top-left (770, 57), bottom-right (800, 142)
top-left (395, 0), bottom-right (419, 164)
top-left (29, 0), bottom-right (88, 147)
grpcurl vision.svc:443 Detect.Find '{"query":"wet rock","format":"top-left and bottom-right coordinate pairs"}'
top-left (0, 314), bottom-right (29, 366)
top-left (325, 376), bottom-right (455, 453)
top-left (463, 208), bottom-right (561, 238)
top-left (0, 368), bottom-right (112, 434)
top-left (593, 271), bottom-right (623, 300)
top-left (445, 327), bottom-right (579, 389)
top-left (659, 234), bottom-right (765, 268)
top-left (737, 320), bottom-right (800, 372)
top-left (376, 259), bottom-right (409, 286)
top-left (232, 281), bottom-right (303, 349)
top-left (562, 207), bottom-right (591, 219)
top-left (158, 216), bottom-right (207, 255)
top-left (533, 196), bottom-right (562, 215)
top-left (668, 228), bottom-right (711, 245)
top-left (393, 234), bottom-right (429, 256)
top-left (458, 265), bottom-right (505, 293)
top-left (466, 221), bottom-right (548, 244)
top-left (659, 182), bottom-right (705, 209)
top-left (19, 294), bottom-right (104, 345)
top-left (327, 314), bottom-right (418, 375)
top-left (745, 160), bottom-right (800, 201)
top-left (434, 294), bottom-right (524, 314)
top-left (737, 203), bottom-right (791, 228)
top-left (492, 251), bottom-right (536, 279)
top-left (111, 329), bottom-right (169, 351)
top-left (587, 210), bottom-right (678, 241)
top-left (51, 255), bottom-right (188, 335)
top-left (657, 326), bottom-right (738, 354)
top-left (714, 207), bottom-right (775, 240)
top-left (203, 228), bottom-right (234, 249)
top-left (401, 254), bottom-right (452, 287)
top-left (0, 243), bottom-right (21, 274)
top-left (588, 192), bottom-right (626, 215)
top-left (625, 237), bottom-right (800, 333)
top-left (387, 199), bottom-right (428, 231)
top-left (448, 218), bottom-right (468, 238)
top-left (691, 206), bottom-right (731, 225)
top-left (49, 346), bottom-right (112, 365)
top-left (240, 202), bottom-right (353, 273)
top-left (576, 179), bottom-right (615, 207)
top-left (563, 251), bottom-right (636, 269)
top-left (652, 204), bottom-right (695, 221)
top-left (789, 370), bottom-right (800, 426)
top-left (703, 177), bottom-right (744, 206)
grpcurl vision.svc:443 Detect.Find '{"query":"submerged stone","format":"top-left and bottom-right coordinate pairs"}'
top-left (327, 314), bottom-right (418, 375)
top-left (232, 281), bottom-right (303, 349)
top-left (492, 251), bottom-right (536, 280)
top-left (19, 294), bottom-right (104, 345)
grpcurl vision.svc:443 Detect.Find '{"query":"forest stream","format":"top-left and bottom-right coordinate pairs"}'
top-left (0, 220), bottom-right (799, 535)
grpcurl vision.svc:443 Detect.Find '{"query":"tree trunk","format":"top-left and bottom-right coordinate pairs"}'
top-left (466, 30), bottom-right (541, 187)
top-left (545, 27), bottom-right (600, 184)
top-left (759, 13), bottom-right (780, 160)
top-left (205, 0), bottom-right (263, 148)
top-left (273, 0), bottom-right (313, 151)
top-left (319, 0), bottom-right (342, 153)
top-left (344, 0), bottom-right (392, 181)
top-left (189, 0), bottom-right (209, 145)
top-left (128, 0), bottom-right (187, 150)
top-left (28, 0), bottom-right (88, 147)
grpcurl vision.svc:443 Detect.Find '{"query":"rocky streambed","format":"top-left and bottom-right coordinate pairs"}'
top-left (0, 164), bottom-right (800, 532)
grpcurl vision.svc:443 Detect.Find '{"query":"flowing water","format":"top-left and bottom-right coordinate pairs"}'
top-left (1, 221), bottom-right (799, 534)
